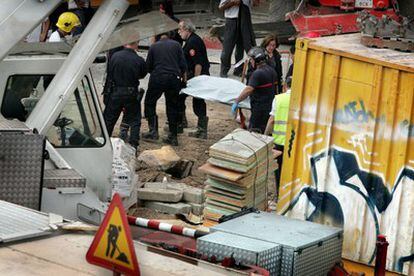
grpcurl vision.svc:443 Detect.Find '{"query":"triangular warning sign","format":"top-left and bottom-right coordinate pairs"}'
top-left (86, 193), bottom-right (140, 275)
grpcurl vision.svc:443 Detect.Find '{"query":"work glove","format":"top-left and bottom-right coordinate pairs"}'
top-left (231, 102), bottom-right (239, 116)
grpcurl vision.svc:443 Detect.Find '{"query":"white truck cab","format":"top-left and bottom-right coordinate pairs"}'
top-left (0, 0), bottom-right (177, 227)
top-left (0, 53), bottom-right (113, 221)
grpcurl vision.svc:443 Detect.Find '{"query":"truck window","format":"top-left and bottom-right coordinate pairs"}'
top-left (1, 75), bottom-right (105, 148)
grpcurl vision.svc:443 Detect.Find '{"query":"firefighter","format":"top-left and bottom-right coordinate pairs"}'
top-left (232, 47), bottom-right (277, 133)
top-left (103, 41), bottom-right (147, 150)
top-left (177, 19), bottom-right (210, 139)
top-left (48, 12), bottom-right (81, 42)
top-left (143, 32), bottom-right (187, 146)
top-left (265, 76), bottom-right (292, 196)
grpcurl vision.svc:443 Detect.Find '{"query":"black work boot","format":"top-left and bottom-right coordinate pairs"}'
top-left (189, 116), bottom-right (208, 139)
top-left (163, 121), bottom-right (178, 146)
top-left (176, 112), bottom-right (186, 134)
top-left (142, 115), bottom-right (159, 141)
top-left (162, 133), bottom-right (178, 146)
top-left (164, 121), bottom-right (183, 134)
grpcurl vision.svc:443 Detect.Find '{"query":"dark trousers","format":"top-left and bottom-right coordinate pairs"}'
top-left (274, 144), bottom-right (284, 200)
top-left (178, 94), bottom-right (206, 118)
top-left (144, 74), bottom-right (181, 133)
top-left (103, 93), bottom-right (141, 147)
top-left (220, 5), bottom-right (256, 76)
top-left (249, 108), bottom-right (269, 134)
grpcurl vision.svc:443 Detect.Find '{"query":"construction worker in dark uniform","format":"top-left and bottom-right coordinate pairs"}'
top-left (143, 32), bottom-right (187, 146)
top-left (232, 47), bottom-right (277, 133)
top-left (178, 19), bottom-right (210, 139)
top-left (103, 41), bottom-right (147, 149)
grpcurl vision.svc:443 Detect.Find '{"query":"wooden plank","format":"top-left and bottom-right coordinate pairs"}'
top-left (198, 163), bottom-right (243, 182)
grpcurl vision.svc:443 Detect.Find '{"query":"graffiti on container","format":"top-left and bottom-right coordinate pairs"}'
top-left (287, 128), bottom-right (295, 157)
top-left (347, 134), bottom-right (380, 167)
top-left (282, 147), bottom-right (414, 273)
top-left (400, 120), bottom-right (414, 138)
top-left (334, 100), bottom-right (385, 125)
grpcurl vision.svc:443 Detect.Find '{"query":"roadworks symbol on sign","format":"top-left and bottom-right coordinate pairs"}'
top-left (86, 193), bottom-right (140, 275)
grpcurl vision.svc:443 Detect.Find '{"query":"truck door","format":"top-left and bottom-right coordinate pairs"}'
top-left (1, 68), bottom-right (112, 202)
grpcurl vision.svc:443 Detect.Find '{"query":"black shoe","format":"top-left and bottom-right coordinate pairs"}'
top-left (162, 134), bottom-right (178, 146)
top-left (188, 116), bottom-right (208, 139)
top-left (177, 124), bottom-right (184, 134)
top-left (142, 116), bottom-right (159, 141)
top-left (142, 130), bottom-right (159, 141)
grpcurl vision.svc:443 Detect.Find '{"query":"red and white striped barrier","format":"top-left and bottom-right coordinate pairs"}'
top-left (127, 216), bottom-right (208, 239)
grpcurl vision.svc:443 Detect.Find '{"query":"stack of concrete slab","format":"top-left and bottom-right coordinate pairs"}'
top-left (199, 129), bottom-right (276, 226)
top-left (137, 182), bottom-right (205, 216)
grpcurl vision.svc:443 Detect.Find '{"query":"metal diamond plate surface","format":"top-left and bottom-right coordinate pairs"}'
top-left (0, 118), bottom-right (30, 132)
top-left (0, 131), bottom-right (44, 210)
top-left (292, 235), bottom-right (343, 276)
top-left (197, 232), bottom-right (281, 275)
top-left (212, 212), bottom-right (342, 248)
top-left (0, 200), bottom-right (52, 242)
top-left (43, 169), bottom-right (86, 188)
top-left (212, 212), bottom-right (343, 275)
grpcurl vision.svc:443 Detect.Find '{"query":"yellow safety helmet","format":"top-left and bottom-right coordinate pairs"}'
top-left (56, 12), bottom-right (81, 33)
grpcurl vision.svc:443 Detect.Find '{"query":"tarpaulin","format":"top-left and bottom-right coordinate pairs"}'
top-left (181, 75), bottom-right (251, 109)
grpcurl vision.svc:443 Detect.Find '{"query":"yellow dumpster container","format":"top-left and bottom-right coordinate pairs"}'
top-left (277, 34), bottom-right (414, 275)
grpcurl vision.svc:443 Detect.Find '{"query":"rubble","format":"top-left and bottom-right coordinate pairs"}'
top-left (165, 159), bottom-right (194, 179)
top-left (189, 203), bottom-right (204, 216)
top-left (139, 181), bottom-right (206, 215)
top-left (137, 146), bottom-right (181, 171)
top-left (144, 202), bottom-right (192, 215)
top-left (144, 182), bottom-right (204, 204)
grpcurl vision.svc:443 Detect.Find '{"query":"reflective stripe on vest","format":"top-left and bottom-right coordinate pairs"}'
top-left (273, 92), bottom-right (290, 146)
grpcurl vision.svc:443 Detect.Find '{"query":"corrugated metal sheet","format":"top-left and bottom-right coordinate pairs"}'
top-left (277, 34), bottom-right (414, 275)
top-left (0, 200), bottom-right (54, 243)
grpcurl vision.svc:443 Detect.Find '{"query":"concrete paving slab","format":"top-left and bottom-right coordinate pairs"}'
top-left (145, 201), bottom-right (192, 215)
top-left (137, 188), bottom-right (183, 203)
top-left (144, 182), bottom-right (204, 204)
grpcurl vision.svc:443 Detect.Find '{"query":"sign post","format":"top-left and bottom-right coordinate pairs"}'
top-left (86, 193), bottom-right (140, 275)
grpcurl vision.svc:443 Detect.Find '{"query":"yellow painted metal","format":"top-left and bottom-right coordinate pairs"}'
top-left (343, 259), bottom-right (401, 276)
top-left (277, 34), bottom-right (414, 275)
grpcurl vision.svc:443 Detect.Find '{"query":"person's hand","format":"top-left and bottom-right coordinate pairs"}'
top-left (231, 102), bottom-right (239, 116)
